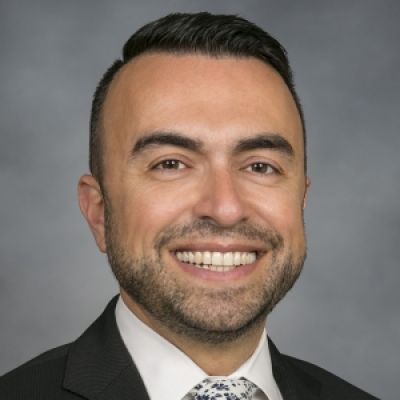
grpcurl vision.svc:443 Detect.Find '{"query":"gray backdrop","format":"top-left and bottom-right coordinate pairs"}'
top-left (1, 1), bottom-right (399, 399)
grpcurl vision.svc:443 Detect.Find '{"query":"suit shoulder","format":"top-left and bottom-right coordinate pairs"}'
top-left (2, 343), bottom-right (70, 377)
top-left (0, 343), bottom-right (75, 399)
top-left (282, 354), bottom-right (380, 399)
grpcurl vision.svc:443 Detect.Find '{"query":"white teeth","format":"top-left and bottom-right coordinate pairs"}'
top-left (211, 252), bottom-right (223, 265)
top-left (203, 251), bottom-right (212, 265)
top-left (188, 252), bottom-right (195, 264)
top-left (248, 253), bottom-right (257, 263)
top-left (175, 250), bottom-right (257, 271)
top-left (233, 252), bottom-right (241, 266)
top-left (223, 252), bottom-right (233, 266)
top-left (194, 251), bottom-right (202, 264)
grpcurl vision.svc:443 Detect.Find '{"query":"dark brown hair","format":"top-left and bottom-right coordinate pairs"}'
top-left (90, 12), bottom-right (306, 183)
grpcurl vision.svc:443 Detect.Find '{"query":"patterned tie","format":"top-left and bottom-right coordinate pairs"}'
top-left (189, 377), bottom-right (258, 400)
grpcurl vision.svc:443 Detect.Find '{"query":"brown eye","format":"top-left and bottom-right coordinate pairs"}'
top-left (248, 162), bottom-right (275, 174)
top-left (154, 159), bottom-right (186, 170)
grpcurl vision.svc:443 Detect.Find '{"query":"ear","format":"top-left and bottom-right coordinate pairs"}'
top-left (303, 176), bottom-right (311, 209)
top-left (77, 174), bottom-right (107, 253)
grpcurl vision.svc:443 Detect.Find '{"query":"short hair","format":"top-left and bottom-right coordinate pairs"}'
top-left (90, 12), bottom-right (306, 184)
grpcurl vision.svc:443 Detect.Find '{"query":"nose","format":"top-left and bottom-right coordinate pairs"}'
top-left (192, 167), bottom-right (248, 227)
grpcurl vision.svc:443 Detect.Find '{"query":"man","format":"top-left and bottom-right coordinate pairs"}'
top-left (0, 12), bottom-right (378, 400)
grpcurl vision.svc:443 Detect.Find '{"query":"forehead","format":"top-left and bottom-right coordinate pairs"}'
top-left (102, 53), bottom-right (303, 154)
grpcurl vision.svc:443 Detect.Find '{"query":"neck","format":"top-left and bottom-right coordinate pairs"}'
top-left (120, 290), bottom-right (266, 376)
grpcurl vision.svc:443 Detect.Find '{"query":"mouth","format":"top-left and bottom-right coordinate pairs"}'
top-left (174, 250), bottom-right (259, 272)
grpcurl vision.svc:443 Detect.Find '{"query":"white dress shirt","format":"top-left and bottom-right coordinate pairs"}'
top-left (115, 296), bottom-right (283, 400)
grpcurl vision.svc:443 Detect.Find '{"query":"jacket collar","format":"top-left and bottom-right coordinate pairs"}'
top-left (269, 338), bottom-right (321, 400)
top-left (63, 296), bottom-right (321, 400)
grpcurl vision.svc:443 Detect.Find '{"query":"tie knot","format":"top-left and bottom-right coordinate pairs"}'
top-left (190, 377), bottom-right (257, 400)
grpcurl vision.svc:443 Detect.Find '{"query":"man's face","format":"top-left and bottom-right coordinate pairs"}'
top-left (94, 54), bottom-right (308, 342)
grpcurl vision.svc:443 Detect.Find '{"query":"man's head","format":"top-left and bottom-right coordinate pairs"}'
top-left (89, 12), bottom-right (306, 185)
top-left (79, 12), bottom-right (309, 345)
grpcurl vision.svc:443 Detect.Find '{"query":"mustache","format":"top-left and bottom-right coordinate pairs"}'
top-left (155, 219), bottom-right (283, 251)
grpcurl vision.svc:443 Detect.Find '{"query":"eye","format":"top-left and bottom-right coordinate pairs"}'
top-left (245, 162), bottom-right (277, 174)
top-left (152, 159), bottom-right (186, 170)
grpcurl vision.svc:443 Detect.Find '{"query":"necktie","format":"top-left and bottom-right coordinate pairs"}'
top-left (189, 377), bottom-right (258, 400)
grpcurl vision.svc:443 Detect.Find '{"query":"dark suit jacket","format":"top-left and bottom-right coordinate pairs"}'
top-left (0, 296), bottom-right (379, 399)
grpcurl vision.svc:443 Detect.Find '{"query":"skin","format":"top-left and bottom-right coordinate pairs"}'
top-left (78, 53), bottom-right (310, 375)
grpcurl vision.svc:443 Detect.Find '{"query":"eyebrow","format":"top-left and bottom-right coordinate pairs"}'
top-left (234, 133), bottom-right (294, 158)
top-left (130, 131), bottom-right (294, 159)
top-left (131, 131), bottom-right (203, 157)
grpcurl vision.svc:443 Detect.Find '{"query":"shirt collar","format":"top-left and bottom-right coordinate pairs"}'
top-left (115, 296), bottom-right (282, 400)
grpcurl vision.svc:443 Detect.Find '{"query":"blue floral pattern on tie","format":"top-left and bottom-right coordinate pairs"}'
top-left (190, 378), bottom-right (257, 400)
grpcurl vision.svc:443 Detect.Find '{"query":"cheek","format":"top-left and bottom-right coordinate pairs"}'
top-left (248, 185), bottom-right (305, 239)
top-left (116, 181), bottom-right (196, 251)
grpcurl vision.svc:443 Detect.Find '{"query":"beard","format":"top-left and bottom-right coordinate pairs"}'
top-left (105, 207), bottom-right (306, 344)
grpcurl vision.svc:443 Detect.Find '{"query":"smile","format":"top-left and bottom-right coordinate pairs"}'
top-left (175, 251), bottom-right (257, 272)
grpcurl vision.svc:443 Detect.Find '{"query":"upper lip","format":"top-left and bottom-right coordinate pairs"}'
top-left (168, 241), bottom-right (267, 253)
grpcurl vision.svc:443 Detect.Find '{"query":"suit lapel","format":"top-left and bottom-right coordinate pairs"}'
top-left (62, 296), bottom-right (322, 400)
top-left (269, 338), bottom-right (321, 400)
top-left (63, 296), bottom-right (150, 400)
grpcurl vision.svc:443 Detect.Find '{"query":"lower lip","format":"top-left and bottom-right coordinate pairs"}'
top-left (172, 254), bottom-right (259, 282)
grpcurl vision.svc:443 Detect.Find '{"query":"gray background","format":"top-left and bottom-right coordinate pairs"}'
top-left (1, 1), bottom-right (399, 398)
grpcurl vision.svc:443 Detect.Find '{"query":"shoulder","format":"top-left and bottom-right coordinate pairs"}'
top-left (282, 354), bottom-right (380, 399)
top-left (0, 343), bottom-right (79, 399)
top-left (0, 297), bottom-right (121, 400)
